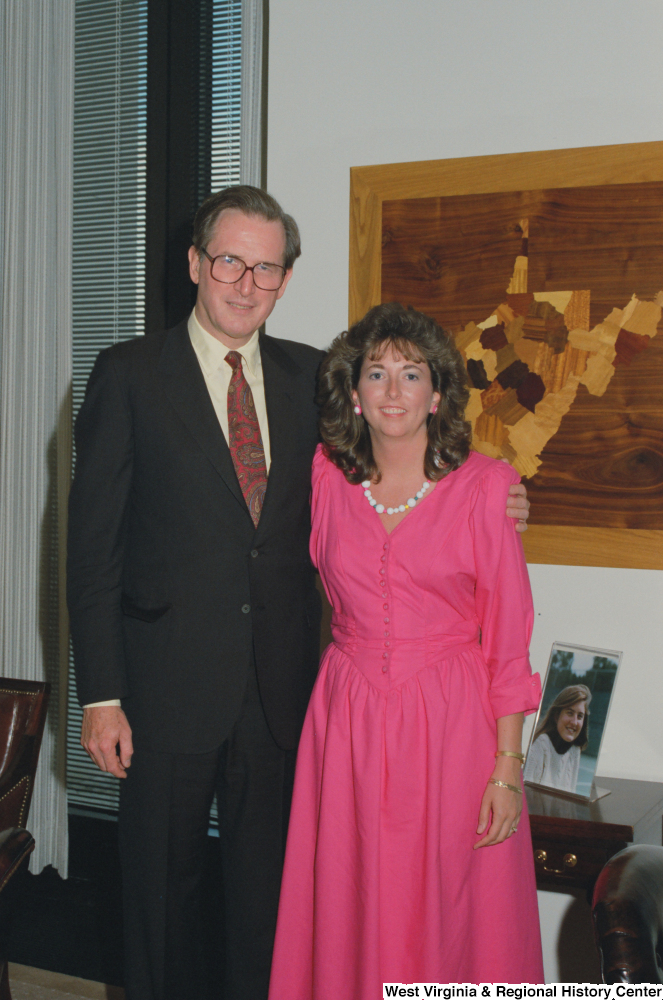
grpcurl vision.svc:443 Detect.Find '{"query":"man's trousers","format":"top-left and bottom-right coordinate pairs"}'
top-left (118, 666), bottom-right (296, 1000)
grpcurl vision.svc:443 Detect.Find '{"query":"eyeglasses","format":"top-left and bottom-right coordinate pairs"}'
top-left (200, 249), bottom-right (287, 291)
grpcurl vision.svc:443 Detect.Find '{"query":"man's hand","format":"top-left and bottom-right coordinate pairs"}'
top-left (507, 483), bottom-right (529, 533)
top-left (81, 706), bottom-right (133, 778)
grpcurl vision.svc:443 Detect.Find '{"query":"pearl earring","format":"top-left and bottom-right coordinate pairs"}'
top-left (431, 404), bottom-right (438, 414)
top-left (354, 405), bottom-right (362, 415)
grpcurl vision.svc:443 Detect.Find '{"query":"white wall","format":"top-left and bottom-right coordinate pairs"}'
top-left (266, 0), bottom-right (663, 983)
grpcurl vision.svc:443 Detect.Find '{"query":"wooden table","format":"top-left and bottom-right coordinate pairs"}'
top-left (526, 776), bottom-right (663, 891)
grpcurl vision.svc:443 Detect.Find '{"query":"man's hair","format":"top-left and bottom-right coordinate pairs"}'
top-left (317, 302), bottom-right (471, 485)
top-left (192, 185), bottom-right (302, 270)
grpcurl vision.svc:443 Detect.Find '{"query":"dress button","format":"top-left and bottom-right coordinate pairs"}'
top-left (384, 631), bottom-right (390, 637)
top-left (241, 604), bottom-right (251, 614)
top-left (381, 594), bottom-right (387, 600)
top-left (379, 568), bottom-right (385, 576)
top-left (384, 641), bottom-right (391, 647)
top-left (380, 555), bottom-right (386, 562)
top-left (383, 542), bottom-right (388, 550)
top-left (384, 617), bottom-right (389, 623)
top-left (382, 665), bottom-right (388, 673)
top-left (383, 604), bottom-right (389, 611)
top-left (250, 549), bottom-right (259, 558)
top-left (382, 652), bottom-right (388, 659)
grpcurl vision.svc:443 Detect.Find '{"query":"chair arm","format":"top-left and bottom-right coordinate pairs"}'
top-left (0, 828), bottom-right (34, 893)
top-left (592, 845), bottom-right (663, 984)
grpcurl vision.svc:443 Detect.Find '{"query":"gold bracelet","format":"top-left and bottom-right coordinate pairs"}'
top-left (488, 778), bottom-right (522, 795)
top-left (495, 750), bottom-right (525, 767)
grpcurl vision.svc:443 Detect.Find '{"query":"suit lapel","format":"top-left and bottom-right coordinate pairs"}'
top-left (259, 334), bottom-right (302, 532)
top-left (157, 322), bottom-right (247, 512)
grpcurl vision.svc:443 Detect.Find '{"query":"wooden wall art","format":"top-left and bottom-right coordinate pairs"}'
top-left (349, 141), bottom-right (663, 569)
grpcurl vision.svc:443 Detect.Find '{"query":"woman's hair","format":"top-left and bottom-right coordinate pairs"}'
top-left (533, 684), bottom-right (592, 751)
top-left (317, 303), bottom-right (471, 484)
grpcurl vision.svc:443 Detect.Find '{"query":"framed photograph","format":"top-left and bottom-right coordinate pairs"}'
top-left (524, 641), bottom-right (621, 801)
top-left (349, 140), bottom-right (663, 570)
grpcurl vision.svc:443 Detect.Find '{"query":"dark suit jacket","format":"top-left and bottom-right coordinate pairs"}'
top-left (67, 320), bottom-right (324, 753)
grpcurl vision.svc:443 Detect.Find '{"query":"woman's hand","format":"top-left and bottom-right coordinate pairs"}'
top-left (474, 755), bottom-right (523, 849)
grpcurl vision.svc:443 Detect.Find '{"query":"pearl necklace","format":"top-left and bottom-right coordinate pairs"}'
top-left (361, 479), bottom-right (430, 515)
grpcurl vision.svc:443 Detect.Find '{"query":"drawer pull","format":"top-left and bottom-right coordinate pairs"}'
top-left (534, 850), bottom-right (578, 874)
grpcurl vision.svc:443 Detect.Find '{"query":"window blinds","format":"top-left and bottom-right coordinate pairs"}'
top-left (209, 0), bottom-right (243, 192)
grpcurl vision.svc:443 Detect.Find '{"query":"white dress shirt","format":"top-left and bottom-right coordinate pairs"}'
top-left (85, 310), bottom-right (270, 709)
top-left (187, 309), bottom-right (271, 470)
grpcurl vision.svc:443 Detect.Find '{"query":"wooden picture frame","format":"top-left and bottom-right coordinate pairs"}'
top-left (349, 141), bottom-right (663, 569)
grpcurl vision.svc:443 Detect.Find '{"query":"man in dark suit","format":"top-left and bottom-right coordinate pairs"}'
top-left (68, 186), bottom-right (529, 1000)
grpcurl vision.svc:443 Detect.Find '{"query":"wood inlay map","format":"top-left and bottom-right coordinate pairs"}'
top-left (458, 229), bottom-right (662, 484)
top-left (381, 181), bottom-right (663, 533)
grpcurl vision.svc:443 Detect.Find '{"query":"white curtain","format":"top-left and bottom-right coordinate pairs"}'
top-left (0, 0), bottom-right (73, 876)
top-left (240, 0), bottom-right (265, 187)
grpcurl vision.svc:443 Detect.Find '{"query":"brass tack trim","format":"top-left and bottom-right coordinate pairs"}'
top-left (0, 775), bottom-right (31, 827)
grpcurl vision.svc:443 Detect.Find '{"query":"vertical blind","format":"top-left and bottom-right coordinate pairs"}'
top-left (1, 0), bottom-right (74, 875)
top-left (67, 0), bottom-right (246, 817)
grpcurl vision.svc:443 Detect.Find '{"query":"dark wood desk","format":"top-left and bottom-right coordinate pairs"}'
top-left (526, 776), bottom-right (663, 891)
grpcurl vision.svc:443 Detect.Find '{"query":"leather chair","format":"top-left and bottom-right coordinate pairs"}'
top-left (0, 679), bottom-right (50, 999)
top-left (0, 829), bottom-right (35, 999)
top-left (592, 844), bottom-right (663, 984)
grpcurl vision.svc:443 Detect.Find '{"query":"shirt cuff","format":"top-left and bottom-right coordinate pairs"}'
top-left (83, 699), bottom-right (122, 708)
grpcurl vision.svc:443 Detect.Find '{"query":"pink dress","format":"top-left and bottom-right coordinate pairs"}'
top-left (269, 447), bottom-right (544, 997)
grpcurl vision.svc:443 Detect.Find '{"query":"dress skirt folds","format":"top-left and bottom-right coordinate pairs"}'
top-left (268, 448), bottom-right (544, 998)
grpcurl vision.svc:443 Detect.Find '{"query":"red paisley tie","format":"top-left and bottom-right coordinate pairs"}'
top-left (225, 351), bottom-right (268, 527)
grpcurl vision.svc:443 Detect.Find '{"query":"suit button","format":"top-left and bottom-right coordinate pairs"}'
top-left (250, 549), bottom-right (259, 558)
top-left (241, 604), bottom-right (251, 614)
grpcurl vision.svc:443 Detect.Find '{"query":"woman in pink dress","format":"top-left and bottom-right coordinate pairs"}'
top-left (269, 304), bottom-right (544, 997)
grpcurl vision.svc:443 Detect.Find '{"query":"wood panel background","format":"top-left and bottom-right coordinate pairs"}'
top-left (349, 142), bottom-right (663, 568)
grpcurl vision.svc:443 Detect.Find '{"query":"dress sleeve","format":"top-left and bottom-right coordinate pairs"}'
top-left (469, 463), bottom-right (541, 719)
top-left (309, 444), bottom-right (331, 572)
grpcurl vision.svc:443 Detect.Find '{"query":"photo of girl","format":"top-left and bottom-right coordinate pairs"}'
top-left (524, 685), bottom-right (591, 792)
